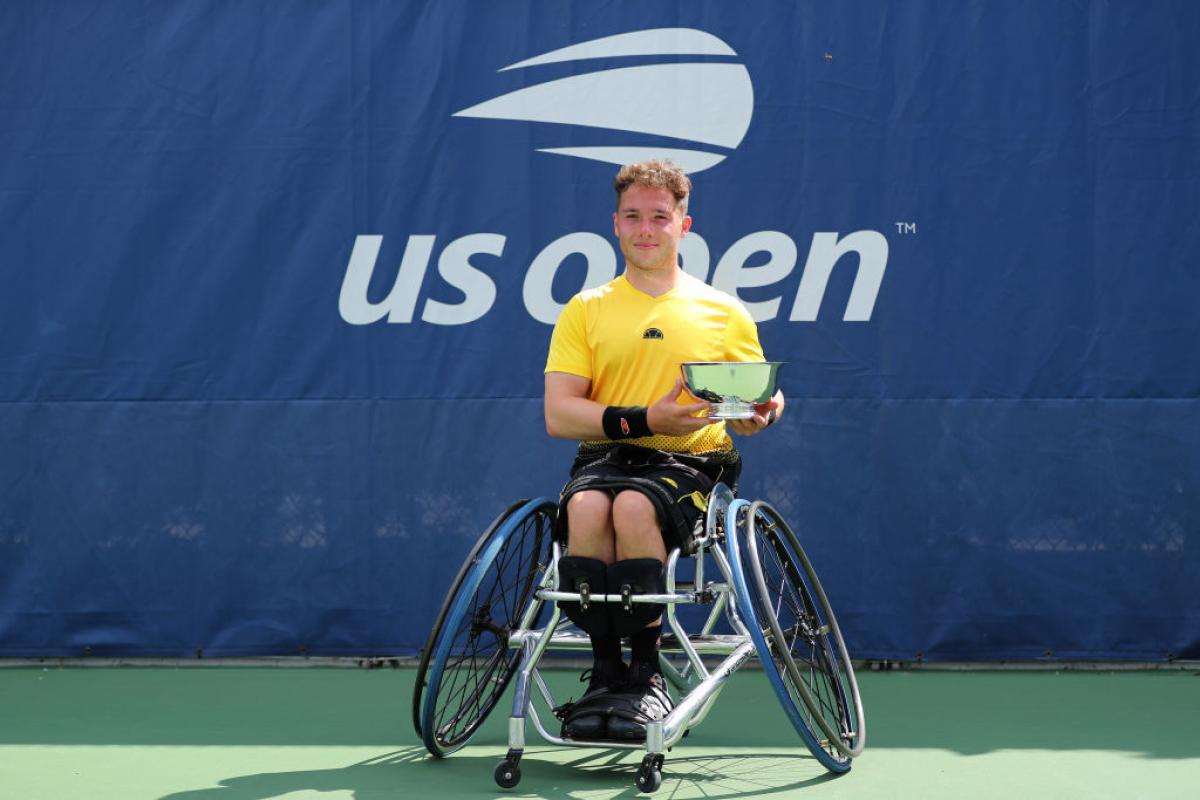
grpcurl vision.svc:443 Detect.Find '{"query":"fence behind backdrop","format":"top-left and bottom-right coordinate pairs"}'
top-left (2, 1), bottom-right (1197, 661)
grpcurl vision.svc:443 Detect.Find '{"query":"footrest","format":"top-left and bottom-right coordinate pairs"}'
top-left (660, 634), bottom-right (747, 654)
top-left (532, 631), bottom-right (749, 655)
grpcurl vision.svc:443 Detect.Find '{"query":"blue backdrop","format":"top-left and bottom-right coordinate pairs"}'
top-left (2, 1), bottom-right (1197, 661)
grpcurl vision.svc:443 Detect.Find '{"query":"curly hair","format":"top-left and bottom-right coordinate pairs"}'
top-left (614, 160), bottom-right (691, 215)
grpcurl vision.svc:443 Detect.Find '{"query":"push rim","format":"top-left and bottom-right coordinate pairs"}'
top-left (745, 500), bottom-right (865, 759)
top-left (725, 499), bottom-right (856, 772)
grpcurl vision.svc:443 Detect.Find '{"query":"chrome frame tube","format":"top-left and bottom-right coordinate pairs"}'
top-left (700, 583), bottom-right (731, 635)
top-left (663, 549), bottom-right (710, 684)
top-left (515, 544), bottom-right (559, 632)
top-left (538, 590), bottom-right (691, 605)
top-left (508, 602), bottom-right (563, 742)
top-left (676, 577), bottom-right (732, 684)
top-left (507, 628), bottom-right (748, 654)
top-left (508, 716), bottom-right (525, 749)
top-left (658, 655), bottom-right (690, 693)
top-left (709, 542), bottom-right (752, 638)
top-left (668, 544), bottom-right (751, 729)
top-left (660, 639), bottom-right (757, 748)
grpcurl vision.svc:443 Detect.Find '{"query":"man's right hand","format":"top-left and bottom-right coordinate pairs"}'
top-left (647, 379), bottom-right (712, 435)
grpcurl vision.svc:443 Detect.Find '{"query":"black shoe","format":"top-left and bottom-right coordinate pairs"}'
top-left (557, 660), bottom-right (627, 740)
top-left (605, 659), bottom-right (674, 741)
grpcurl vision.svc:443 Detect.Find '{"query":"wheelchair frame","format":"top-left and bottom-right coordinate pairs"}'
top-left (413, 483), bottom-right (865, 793)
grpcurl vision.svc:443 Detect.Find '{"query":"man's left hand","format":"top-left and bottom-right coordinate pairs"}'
top-left (726, 396), bottom-right (781, 437)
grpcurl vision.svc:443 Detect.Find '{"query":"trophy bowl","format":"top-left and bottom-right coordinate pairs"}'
top-left (681, 361), bottom-right (784, 419)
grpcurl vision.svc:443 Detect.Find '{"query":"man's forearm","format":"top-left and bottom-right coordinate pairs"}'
top-left (544, 395), bottom-right (608, 440)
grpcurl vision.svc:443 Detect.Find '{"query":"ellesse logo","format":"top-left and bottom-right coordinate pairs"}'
top-left (643, 328), bottom-right (664, 340)
top-left (454, 28), bottom-right (754, 173)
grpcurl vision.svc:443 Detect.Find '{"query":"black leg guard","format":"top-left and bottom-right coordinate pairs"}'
top-left (556, 556), bottom-right (611, 636)
top-left (607, 558), bottom-right (666, 637)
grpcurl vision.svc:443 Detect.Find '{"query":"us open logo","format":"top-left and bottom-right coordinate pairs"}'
top-left (453, 28), bottom-right (754, 173)
top-left (340, 28), bottom-right (891, 327)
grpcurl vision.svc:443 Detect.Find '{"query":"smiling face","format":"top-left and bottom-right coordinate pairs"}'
top-left (613, 184), bottom-right (692, 275)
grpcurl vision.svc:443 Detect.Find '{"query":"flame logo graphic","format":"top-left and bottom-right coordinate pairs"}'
top-left (454, 28), bottom-right (754, 173)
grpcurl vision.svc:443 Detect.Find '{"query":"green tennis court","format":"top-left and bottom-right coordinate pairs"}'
top-left (3, 665), bottom-right (1196, 799)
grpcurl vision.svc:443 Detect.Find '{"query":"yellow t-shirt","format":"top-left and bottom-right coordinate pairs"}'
top-left (545, 271), bottom-right (766, 454)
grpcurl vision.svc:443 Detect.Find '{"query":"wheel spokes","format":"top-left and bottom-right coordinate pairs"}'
top-left (424, 503), bottom-right (552, 752)
top-left (747, 503), bottom-right (862, 760)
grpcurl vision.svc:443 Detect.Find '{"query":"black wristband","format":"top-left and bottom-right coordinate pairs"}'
top-left (602, 406), bottom-right (652, 439)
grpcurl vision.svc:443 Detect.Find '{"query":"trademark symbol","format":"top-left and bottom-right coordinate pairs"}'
top-left (895, 222), bottom-right (917, 235)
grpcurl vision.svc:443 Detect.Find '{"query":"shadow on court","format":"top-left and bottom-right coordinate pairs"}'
top-left (857, 669), bottom-right (1200, 759)
top-left (155, 747), bottom-right (840, 800)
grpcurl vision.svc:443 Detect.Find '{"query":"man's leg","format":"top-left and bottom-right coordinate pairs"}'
top-left (565, 490), bottom-right (624, 671)
top-left (606, 490), bottom-right (673, 740)
top-left (565, 490), bottom-right (616, 561)
top-left (557, 490), bottom-right (624, 738)
top-left (611, 490), bottom-right (667, 562)
top-left (611, 488), bottom-right (667, 674)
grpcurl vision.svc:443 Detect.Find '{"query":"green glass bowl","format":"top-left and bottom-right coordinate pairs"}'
top-left (681, 361), bottom-right (783, 418)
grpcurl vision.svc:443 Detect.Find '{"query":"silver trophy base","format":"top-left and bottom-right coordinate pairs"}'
top-left (706, 402), bottom-right (756, 420)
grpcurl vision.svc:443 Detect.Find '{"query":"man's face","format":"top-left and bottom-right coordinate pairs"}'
top-left (613, 184), bottom-right (692, 273)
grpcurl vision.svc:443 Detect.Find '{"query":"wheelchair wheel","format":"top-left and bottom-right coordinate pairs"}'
top-left (728, 500), bottom-right (865, 772)
top-left (413, 497), bottom-right (555, 757)
top-left (411, 499), bottom-right (525, 738)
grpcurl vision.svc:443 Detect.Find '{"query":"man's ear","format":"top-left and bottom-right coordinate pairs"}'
top-left (680, 215), bottom-right (692, 235)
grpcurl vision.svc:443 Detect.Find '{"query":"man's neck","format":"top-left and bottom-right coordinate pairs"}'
top-left (624, 263), bottom-right (681, 298)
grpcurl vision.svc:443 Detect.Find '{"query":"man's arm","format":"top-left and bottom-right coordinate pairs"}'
top-left (544, 372), bottom-right (714, 440)
top-left (544, 372), bottom-right (603, 439)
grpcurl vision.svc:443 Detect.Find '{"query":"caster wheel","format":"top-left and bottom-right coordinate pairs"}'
top-left (636, 754), bottom-right (664, 793)
top-left (636, 766), bottom-right (662, 793)
top-left (494, 760), bottom-right (521, 789)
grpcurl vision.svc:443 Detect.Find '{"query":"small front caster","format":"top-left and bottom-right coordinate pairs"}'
top-left (494, 748), bottom-right (522, 789)
top-left (636, 753), bottom-right (664, 793)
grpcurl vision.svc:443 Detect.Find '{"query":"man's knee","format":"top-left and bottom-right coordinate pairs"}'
top-left (612, 490), bottom-right (656, 531)
top-left (567, 491), bottom-right (612, 532)
top-left (566, 490), bottom-right (614, 558)
top-left (612, 490), bottom-right (666, 561)
top-left (569, 489), bottom-right (612, 512)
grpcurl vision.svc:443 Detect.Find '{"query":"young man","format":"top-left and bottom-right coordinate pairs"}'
top-left (544, 160), bottom-right (784, 741)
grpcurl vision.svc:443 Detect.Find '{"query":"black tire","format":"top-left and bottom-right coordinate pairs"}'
top-left (743, 501), bottom-right (866, 764)
top-left (414, 498), bottom-right (555, 756)
top-left (494, 759), bottom-right (521, 788)
top-left (411, 499), bottom-right (527, 738)
top-left (636, 754), bottom-right (664, 793)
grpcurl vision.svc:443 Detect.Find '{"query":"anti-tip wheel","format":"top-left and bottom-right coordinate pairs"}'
top-left (636, 768), bottom-right (662, 794)
top-left (494, 759), bottom-right (521, 789)
top-left (636, 755), bottom-right (664, 793)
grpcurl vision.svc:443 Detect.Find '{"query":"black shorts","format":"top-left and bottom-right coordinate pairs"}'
top-left (558, 444), bottom-right (741, 553)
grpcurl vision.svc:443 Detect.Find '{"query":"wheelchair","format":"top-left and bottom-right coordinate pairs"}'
top-left (411, 483), bottom-right (866, 793)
